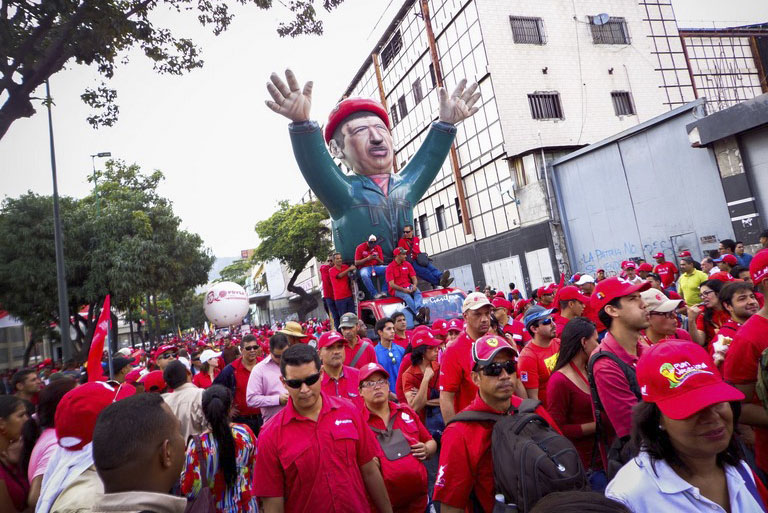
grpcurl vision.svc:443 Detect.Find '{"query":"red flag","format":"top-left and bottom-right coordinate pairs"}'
top-left (87, 295), bottom-right (111, 382)
top-left (557, 272), bottom-right (565, 291)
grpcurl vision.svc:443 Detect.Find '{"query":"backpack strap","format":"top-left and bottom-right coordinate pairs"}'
top-left (446, 410), bottom-right (503, 426)
top-left (735, 462), bottom-right (768, 511)
top-left (516, 398), bottom-right (542, 414)
top-left (350, 341), bottom-right (370, 368)
top-left (193, 434), bottom-right (209, 487)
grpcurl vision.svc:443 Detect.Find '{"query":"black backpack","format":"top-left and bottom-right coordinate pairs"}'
top-left (447, 399), bottom-right (586, 513)
top-left (587, 350), bottom-right (642, 479)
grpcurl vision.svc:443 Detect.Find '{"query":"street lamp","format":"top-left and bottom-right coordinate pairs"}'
top-left (90, 152), bottom-right (111, 215)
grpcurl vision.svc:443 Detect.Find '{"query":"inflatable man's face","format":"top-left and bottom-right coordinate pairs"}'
top-left (325, 98), bottom-right (393, 176)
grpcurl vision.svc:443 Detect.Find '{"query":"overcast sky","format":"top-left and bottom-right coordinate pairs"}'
top-left (2, 0), bottom-right (767, 258)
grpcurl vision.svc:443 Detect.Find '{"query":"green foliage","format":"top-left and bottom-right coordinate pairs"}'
top-left (217, 258), bottom-right (253, 287)
top-left (0, 0), bottom-right (346, 139)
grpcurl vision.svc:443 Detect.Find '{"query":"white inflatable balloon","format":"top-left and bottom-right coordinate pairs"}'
top-left (203, 281), bottom-right (249, 327)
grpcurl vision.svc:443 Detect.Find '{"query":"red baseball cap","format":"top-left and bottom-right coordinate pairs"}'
top-left (709, 271), bottom-right (735, 283)
top-left (638, 263), bottom-right (653, 272)
top-left (55, 381), bottom-right (135, 451)
top-left (155, 344), bottom-right (177, 356)
top-left (750, 249), bottom-right (768, 286)
top-left (446, 318), bottom-right (464, 333)
top-left (431, 319), bottom-right (448, 336)
top-left (590, 277), bottom-right (651, 313)
top-left (537, 285), bottom-right (555, 297)
top-left (137, 370), bottom-right (166, 393)
top-left (637, 339), bottom-right (744, 420)
top-left (653, 252), bottom-right (665, 259)
top-left (359, 362), bottom-right (390, 382)
top-left (472, 334), bottom-right (517, 366)
top-left (714, 254), bottom-right (738, 266)
top-left (679, 250), bottom-right (692, 257)
top-left (393, 247), bottom-right (406, 257)
top-left (317, 330), bottom-right (345, 349)
top-left (324, 98), bottom-right (390, 143)
top-left (623, 261), bottom-right (637, 270)
top-left (491, 297), bottom-right (513, 311)
top-left (556, 285), bottom-right (588, 304)
top-left (124, 368), bottom-right (142, 385)
top-left (494, 291), bottom-right (506, 299)
top-left (412, 329), bottom-right (442, 348)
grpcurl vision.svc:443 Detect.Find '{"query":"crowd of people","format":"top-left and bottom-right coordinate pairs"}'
top-left (2, 238), bottom-right (768, 512)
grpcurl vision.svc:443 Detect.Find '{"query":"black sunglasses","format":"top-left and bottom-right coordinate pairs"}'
top-left (403, 230), bottom-right (412, 233)
top-left (244, 345), bottom-right (260, 351)
top-left (534, 318), bottom-right (553, 327)
top-left (481, 361), bottom-right (517, 377)
top-left (284, 372), bottom-right (322, 389)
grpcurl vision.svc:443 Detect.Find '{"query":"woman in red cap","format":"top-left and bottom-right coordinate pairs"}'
top-left (605, 339), bottom-right (767, 512)
top-left (402, 330), bottom-right (442, 426)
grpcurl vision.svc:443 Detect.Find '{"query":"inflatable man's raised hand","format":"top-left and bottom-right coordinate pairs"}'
top-left (266, 69), bottom-right (480, 262)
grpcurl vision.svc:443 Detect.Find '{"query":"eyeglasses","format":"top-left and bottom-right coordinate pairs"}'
top-left (284, 372), bottom-right (322, 389)
top-left (650, 311), bottom-right (677, 319)
top-left (158, 353), bottom-right (177, 360)
top-left (244, 345), bottom-right (260, 351)
top-left (699, 290), bottom-right (715, 298)
top-left (481, 361), bottom-right (517, 377)
top-left (534, 318), bottom-right (553, 327)
top-left (403, 230), bottom-right (411, 233)
top-left (362, 379), bottom-right (389, 389)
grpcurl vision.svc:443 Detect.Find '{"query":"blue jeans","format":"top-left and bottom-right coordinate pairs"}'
top-left (394, 289), bottom-right (423, 315)
top-left (411, 260), bottom-right (443, 285)
top-left (359, 265), bottom-right (388, 297)
top-left (335, 296), bottom-right (355, 318)
top-left (324, 297), bottom-right (340, 330)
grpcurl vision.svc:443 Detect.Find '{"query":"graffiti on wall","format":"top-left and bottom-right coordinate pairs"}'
top-left (577, 238), bottom-right (673, 274)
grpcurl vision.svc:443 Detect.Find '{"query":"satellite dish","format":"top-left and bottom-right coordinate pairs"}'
top-left (592, 13), bottom-right (611, 25)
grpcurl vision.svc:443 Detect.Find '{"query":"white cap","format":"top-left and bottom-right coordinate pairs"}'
top-left (368, 234), bottom-right (377, 242)
top-left (575, 274), bottom-right (595, 285)
top-left (177, 356), bottom-right (191, 372)
top-left (117, 348), bottom-right (132, 357)
top-left (199, 349), bottom-right (222, 364)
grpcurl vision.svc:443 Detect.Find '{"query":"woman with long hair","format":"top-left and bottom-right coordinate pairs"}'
top-left (192, 349), bottom-right (221, 389)
top-left (546, 317), bottom-right (602, 485)
top-left (688, 279), bottom-right (729, 350)
top-left (0, 395), bottom-right (30, 512)
top-left (606, 340), bottom-right (766, 512)
top-left (180, 384), bottom-right (257, 512)
top-left (21, 376), bottom-right (76, 508)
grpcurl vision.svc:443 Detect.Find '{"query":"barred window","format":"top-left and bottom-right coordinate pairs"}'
top-left (390, 105), bottom-right (399, 126)
top-left (418, 214), bottom-right (430, 238)
top-left (509, 16), bottom-right (546, 44)
top-left (455, 197), bottom-right (463, 224)
top-left (528, 92), bottom-right (563, 120)
top-left (381, 30), bottom-right (403, 69)
top-left (413, 79), bottom-right (423, 104)
top-left (589, 17), bottom-right (630, 44)
top-left (611, 91), bottom-right (636, 116)
top-left (398, 95), bottom-right (408, 119)
top-left (436, 206), bottom-right (446, 231)
top-left (428, 63), bottom-right (437, 88)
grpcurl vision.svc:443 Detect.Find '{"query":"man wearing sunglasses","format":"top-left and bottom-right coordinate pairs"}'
top-left (213, 334), bottom-right (263, 436)
top-left (518, 305), bottom-right (560, 407)
top-left (433, 334), bottom-right (559, 513)
top-left (153, 344), bottom-right (178, 371)
top-left (398, 225), bottom-right (452, 289)
top-left (318, 331), bottom-right (361, 402)
top-left (254, 344), bottom-right (393, 513)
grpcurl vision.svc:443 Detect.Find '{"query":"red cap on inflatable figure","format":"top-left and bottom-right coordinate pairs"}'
top-left (324, 98), bottom-right (390, 143)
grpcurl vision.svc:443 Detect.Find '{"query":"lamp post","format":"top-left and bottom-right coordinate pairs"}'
top-left (45, 79), bottom-right (72, 363)
top-left (90, 152), bottom-right (111, 215)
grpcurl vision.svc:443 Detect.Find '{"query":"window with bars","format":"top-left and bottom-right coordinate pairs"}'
top-left (509, 16), bottom-right (546, 44)
top-left (390, 105), bottom-right (399, 126)
top-left (413, 79), bottom-right (423, 104)
top-left (398, 95), bottom-right (408, 119)
top-left (455, 197), bottom-right (463, 224)
top-left (528, 92), bottom-right (563, 120)
top-left (436, 206), bottom-right (446, 231)
top-left (429, 63), bottom-right (437, 88)
top-left (589, 17), bottom-right (630, 44)
top-left (418, 214), bottom-right (430, 238)
top-left (381, 30), bottom-right (403, 69)
top-left (611, 91), bottom-right (636, 116)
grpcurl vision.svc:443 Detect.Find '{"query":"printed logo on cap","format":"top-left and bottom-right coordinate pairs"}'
top-left (486, 337), bottom-right (499, 348)
top-left (659, 361), bottom-right (713, 389)
top-left (596, 292), bottom-right (605, 300)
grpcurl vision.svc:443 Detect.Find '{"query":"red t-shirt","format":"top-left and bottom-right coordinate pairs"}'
top-left (232, 358), bottom-right (260, 417)
top-left (398, 237), bottom-right (422, 258)
top-left (402, 361), bottom-right (440, 423)
top-left (696, 308), bottom-right (732, 351)
top-left (581, 293), bottom-right (606, 332)
top-left (386, 260), bottom-right (416, 296)
top-left (552, 313), bottom-right (570, 338)
top-left (546, 371), bottom-right (599, 469)
top-left (192, 369), bottom-right (219, 389)
top-left (723, 314), bottom-right (768, 472)
top-left (343, 339), bottom-right (378, 369)
top-left (394, 356), bottom-right (411, 403)
top-left (319, 264), bottom-right (334, 299)
top-left (253, 393), bottom-right (379, 511)
top-left (393, 333), bottom-right (409, 349)
top-left (439, 332), bottom-right (478, 415)
top-left (364, 402), bottom-right (432, 513)
top-left (329, 264), bottom-right (353, 300)
top-left (640, 328), bottom-right (692, 345)
top-left (518, 339), bottom-right (561, 408)
top-left (502, 320), bottom-right (527, 349)
top-left (321, 366), bottom-right (360, 402)
top-left (354, 242), bottom-right (384, 268)
top-left (654, 261), bottom-right (679, 288)
top-left (432, 393), bottom-right (560, 512)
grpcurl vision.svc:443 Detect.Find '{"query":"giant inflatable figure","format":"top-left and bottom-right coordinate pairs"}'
top-left (265, 69), bottom-right (480, 263)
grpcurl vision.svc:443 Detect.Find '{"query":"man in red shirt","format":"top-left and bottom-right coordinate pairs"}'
top-left (392, 312), bottom-right (409, 348)
top-left (254, 344), bottom-right (393, 513)
top-left (536, 285), bottom-right (555, 307)
top-left (339, 313), bottom-right (378, 369)
top-left (213, 334), bottom-right (264, 436)
top-left (714, 281), bottom-right (758, 366)
top-left (329, 252), bottom-right (357, 318)
top-left (318, 331), bottom-right (361, 402)
top-left (319, 253), bottom-right (339, 329)
top-left (439, 292), bottom-right (491, 423)
top-left (433, 334), bottom-right (559, 513)
top-left (653, 252), bottom-right (678, 290)
top-left (636, 262), bottom-right (653, 280)
top-left (387, 247), bottom-right (429, 325)
top-left (723, 249), bottom-right (768, 474)
top-left (589, 277), bottom-right (651, 442)
top-left (518, 305), bottom-right (560, 407)
top-left (398, 225), bottom-right (452, 288)
top-left (576, 274), bottom-right (605, 333)
top-left (491, 297), bottom-right (527, 349)
top-left (355, 234), bottom-right (388, 299)
top-left (551, 285), bottom-right (587, 337)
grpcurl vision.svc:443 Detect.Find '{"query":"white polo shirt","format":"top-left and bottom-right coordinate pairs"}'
top-left (606, 451), bottom-right (764, 513)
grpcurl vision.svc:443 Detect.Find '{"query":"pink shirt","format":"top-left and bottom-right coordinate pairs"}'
top-left (246, 355), bottom-right (287, 424)
top-left (28, 427), bottom-right (58, 482)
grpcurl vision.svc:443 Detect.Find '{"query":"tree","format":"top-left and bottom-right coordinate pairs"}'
top-left (216, 258), bottom-right (253, 287)
top-left (0, 0), bottom-right (346, 139)
top-left (253, 200), bottom-right (331, 321)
